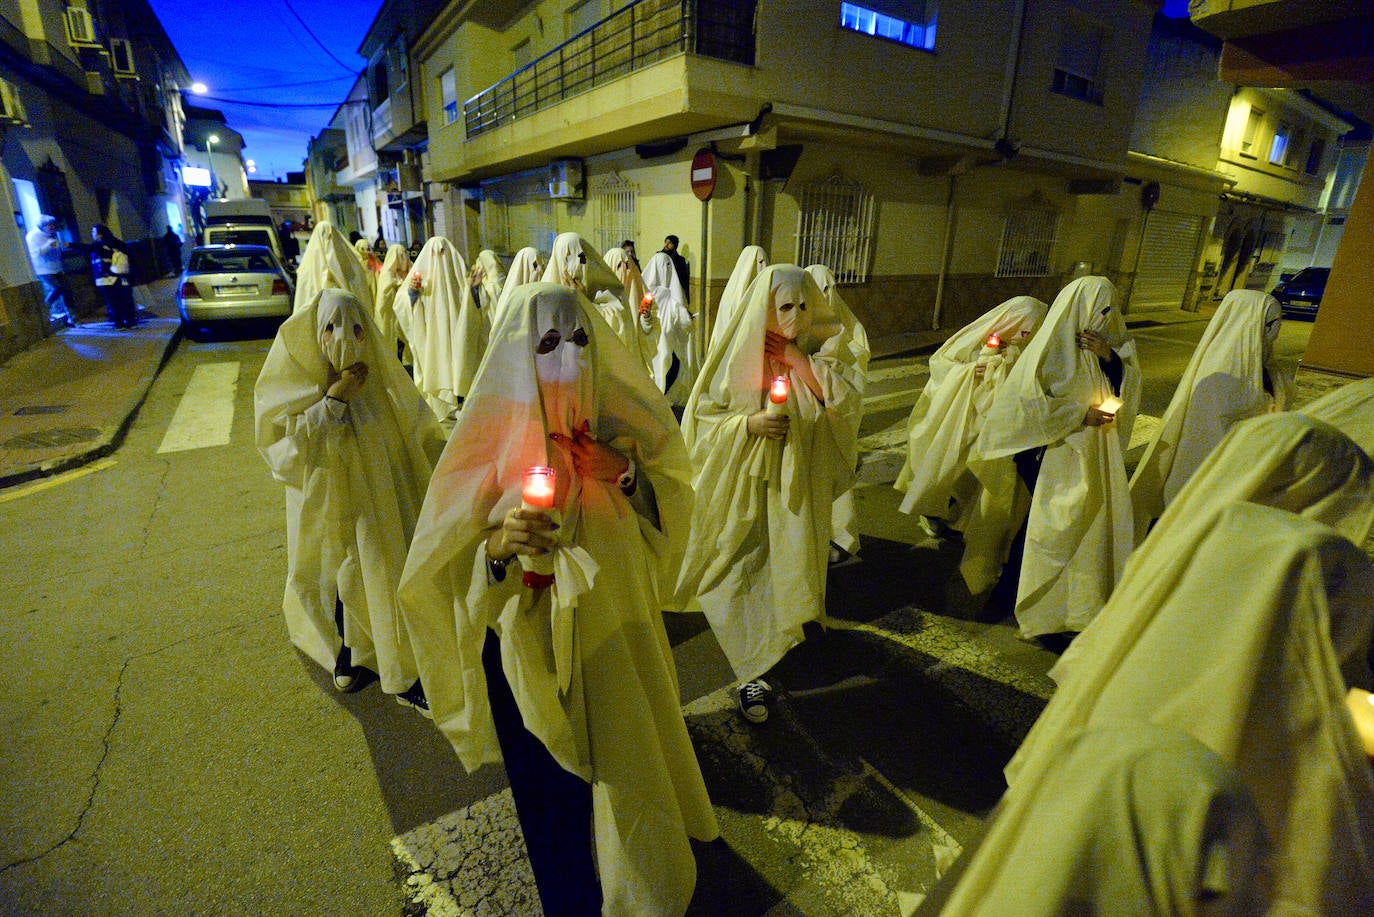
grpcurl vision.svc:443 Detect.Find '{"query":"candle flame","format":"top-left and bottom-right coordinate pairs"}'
top-left (522, 466), bottom-right (556, 509)
top-left (1098, 395), bottom-right (1123, 416)
top-left (769, 375), bottom-right (789, 404)
top-left (986, 333), bottom-right (1001, 349)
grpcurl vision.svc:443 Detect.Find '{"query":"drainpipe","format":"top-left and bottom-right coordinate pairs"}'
top-left (999, 0), bottom-right (1027, 149)
top-left (931, 174), bottom-right (957, 330)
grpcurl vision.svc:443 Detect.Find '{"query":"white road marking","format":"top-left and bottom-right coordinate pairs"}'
top-left (0, 457), bottom-right (117, 503)
top-left (157, 362), bottom-right (240, 454)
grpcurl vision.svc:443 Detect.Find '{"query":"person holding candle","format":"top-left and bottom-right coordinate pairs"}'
top-left (805, 264), bottom-right (871, 563)
top-left (374, 241), bottom-right (413, 363)
top-left (393, 236), bottom-right (486, 424)
top-left (1130, 290), bottom-right (1291, 539)
top-left (641, 248), bottom-right (698, 404)
top-left (970, 276), bottom-right (1140, 638)
top-left (397, 283), bottom-right (717, 916)
top-left (603, 245), bottom-right (653, 372)
top-left (894, 296), bottom-right (1048, 593)
top-left (254, 288), bottom-right (445, 713)
top-left (676, 264), bottom-right (866, 723)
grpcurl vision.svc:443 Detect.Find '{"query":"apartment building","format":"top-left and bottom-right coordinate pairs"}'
top-left (332, 74), bottom-right (380, 244)
top-left (0, 0), bottom-right (193, 357)
top-left (411, 0), bottom-right (1160, 340)
top-left (305, 127), bottom-right (358, 236)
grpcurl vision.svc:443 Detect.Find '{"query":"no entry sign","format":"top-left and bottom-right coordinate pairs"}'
top-left (691, 149), bottom-right (716, 201)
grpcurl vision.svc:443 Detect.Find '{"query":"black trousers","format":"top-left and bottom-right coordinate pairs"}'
top-left (482, 629), bottom-right (602, 917)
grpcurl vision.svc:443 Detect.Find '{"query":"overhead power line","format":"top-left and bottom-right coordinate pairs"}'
top-left (218, 75), bottom-right (356, 92)
top-left (200, 95), bottom-right (347, 109)
top-left (280, 0), bottom-right (360, 76)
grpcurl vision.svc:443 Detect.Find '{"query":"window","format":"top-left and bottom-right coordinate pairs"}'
top-left (590, 173), bottom-right (638, 254)
top-left (794, 175), bottom-right (876, 284)
top-left (1240, 106), bottom-right (1264, 156)
top-left (109, 38), bottom-right (135, 76)
top-left (512, 38), bottom-right (533, 71)
top-left (64, 7), bottom-right (97, 46)
top-left (996, 202), bottom-right (1059, 278)
top-left (568, 0), bottom-right (601, 38)
top-left (1268, 122), bottom-right (1292, 166)
top-left (1305, 137), bottom-right (1326, 176)
top-left (440, 68), bottom-right (458, 125)
top-left (1052, 15), bottom-right (1104, 105)
top-left (839, 2), bottom-right (936, 51)
top-left (371, 57), bottom-right (390, 104)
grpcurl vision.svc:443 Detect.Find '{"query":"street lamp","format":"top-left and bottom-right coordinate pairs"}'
top-left (206, 133), bottom-right (220, 198)
top-left (190, 81), bottom-right (207, 94)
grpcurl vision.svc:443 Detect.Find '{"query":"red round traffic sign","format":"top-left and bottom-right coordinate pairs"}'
top-left (690, 149), bottom-right (716, 201)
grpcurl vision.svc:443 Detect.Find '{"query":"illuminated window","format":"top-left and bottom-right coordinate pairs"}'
top-left (839, 2), bottom-right (936, 51)
top-left (1052, 15), bottom-right (1104, 105)
top-left (1268, 122), bottom-right (1292, 166)
top-left (440, 68), bottom-right (458, 125)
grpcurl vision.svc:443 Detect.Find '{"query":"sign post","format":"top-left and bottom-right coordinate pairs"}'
top-left (692, 149), bottom-right (715, 353)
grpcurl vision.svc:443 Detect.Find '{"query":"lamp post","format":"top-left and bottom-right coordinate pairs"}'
top-left (205, 133), bottom-right (220, 198)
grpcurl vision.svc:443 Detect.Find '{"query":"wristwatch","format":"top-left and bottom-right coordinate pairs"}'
top-left (617, 457), bottom-right (637, 493)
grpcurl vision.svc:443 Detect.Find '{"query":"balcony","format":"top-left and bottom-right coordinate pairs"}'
top-left (464, 0), bottom-right (756, 141)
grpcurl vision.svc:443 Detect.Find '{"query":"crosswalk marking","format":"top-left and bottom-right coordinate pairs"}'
top-left (157, 362), bottom-right (240, 454)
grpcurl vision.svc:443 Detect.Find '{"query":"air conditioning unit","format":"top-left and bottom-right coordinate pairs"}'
top-left (64, 7), bottom-right (98, 46)
top-left (0, 79), bottom-right (29, 126)
top-left (547, 158), bottom-right (584, 200)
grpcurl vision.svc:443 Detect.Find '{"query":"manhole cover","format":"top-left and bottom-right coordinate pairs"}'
top-left (3, 428), bottom-right (101, 449)
top-left (13, 405), bottom-right (71, 416)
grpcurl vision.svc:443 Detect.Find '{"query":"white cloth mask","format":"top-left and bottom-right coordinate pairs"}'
top-left (767, 272), bottom-right (811, 341)
top-left (317, 289), bottom-right (368, 371)
top-left (532, 295), bottom-right (591, 434)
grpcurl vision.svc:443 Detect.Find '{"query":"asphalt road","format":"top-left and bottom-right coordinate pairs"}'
top-left (0, 310), bottom-right (1314, 916)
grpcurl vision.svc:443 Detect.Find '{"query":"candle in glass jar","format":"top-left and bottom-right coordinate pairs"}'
top-left (522, 466), bottom-right (556, 509)
top-left (1097, 395), bottom-right (1123, 418)
top-left (640, 293), bottom-right (654, 315)
top-left (767, 375), bottom-right (789, 415)
top-left (985, 333), bottom-right (1001, 350)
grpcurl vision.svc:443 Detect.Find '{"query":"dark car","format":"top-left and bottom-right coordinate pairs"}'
top-left (1270, 267), bottom-right (1329, 318)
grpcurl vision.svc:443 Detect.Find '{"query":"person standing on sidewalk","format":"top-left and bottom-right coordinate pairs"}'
top-left (26, 215), bottom-right (75, 328)
top-left (255, 288), bottom-right (445, 714)
top-left (89, 224), bottom-right (137, 329)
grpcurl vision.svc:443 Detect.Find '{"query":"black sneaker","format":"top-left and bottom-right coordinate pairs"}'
top-left (737, 680), bottom-right (772, 724)
top-left (333, 645), bottom-right (362, 693)
top-left (396, 680), bottom-right (432, 719)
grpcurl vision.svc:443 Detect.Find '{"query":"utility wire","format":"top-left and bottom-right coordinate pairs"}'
top-left (280, 0), bottom-right (360, 76)
top-left (201, 95), bottom-right (349, 109)
top-left (218, 75), bottom-right (356, 92)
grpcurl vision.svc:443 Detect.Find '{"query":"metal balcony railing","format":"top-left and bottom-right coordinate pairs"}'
top-left (464, 0), bottom-right (756, 140)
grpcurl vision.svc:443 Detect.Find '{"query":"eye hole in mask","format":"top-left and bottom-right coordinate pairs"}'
top-left (1099, 306), bottom-right (1112, 317)
top-left (352, 323), bottom-right (363, 339)
top-left (569, 327), bottom-right (588, 347)
top-left (536, 329), bottom-right (561, 354)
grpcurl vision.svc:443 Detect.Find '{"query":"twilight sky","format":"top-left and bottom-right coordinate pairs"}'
top-left (148, 0), bottom-right (380, 180)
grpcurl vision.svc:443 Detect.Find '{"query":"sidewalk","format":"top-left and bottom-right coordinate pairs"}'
top-left (0, 280), bottom-right (180, 488)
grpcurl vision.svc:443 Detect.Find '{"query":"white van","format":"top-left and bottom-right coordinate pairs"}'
top-left (202, 199), bottom-right (290, 269)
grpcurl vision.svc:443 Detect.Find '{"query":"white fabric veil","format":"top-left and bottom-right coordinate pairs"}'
top-left (712, 246), bottom-right (768, 352)
top-left (602, 246), bottom-right (651, 368)
top-left (493, 246), bottom-right (542, 325)
top-left (642, 250), bottom-right (698, 403)
top-left (293, 222), bottom-right (374, 314)
top-left (1130, 290), bottom-right (1291, 535)
top-left (254, 288), bottom-right (445, 692)
top-left (374, 244), bottom-right (413, 355)
top-left (1301, 375), bottom-right (1374, 457)
top-left (396, 282), bottom-right (717, 915)
top-left (392, 237), bottom-right (485, 420)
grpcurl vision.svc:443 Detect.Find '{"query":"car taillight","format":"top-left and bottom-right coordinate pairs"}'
top-left (180, 281), bottom-right (200, 299)
top-left (271, 279), bottom-right (288, 295)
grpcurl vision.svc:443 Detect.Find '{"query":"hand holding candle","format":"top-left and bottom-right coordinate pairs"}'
top-left (766, 374), bottom-right (789, 416)
top-left (1097, 395), bottom-right (1123, 418)
top-left (640, 292), bottom-right (654, 316)
top-left (519, 466), bottom-right (559, 587)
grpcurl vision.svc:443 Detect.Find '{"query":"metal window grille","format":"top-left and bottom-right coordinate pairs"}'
top-left (794, 175), bottom-right (875, 284)
top-left (996, 206), bottom-right (1059, 278)
top-left (465, 0), bottom-right (756, 140)
top-left (590, 173), bottom-right (638, 255)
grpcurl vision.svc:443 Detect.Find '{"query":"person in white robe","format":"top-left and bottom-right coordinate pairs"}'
top-left (254, 288), bottom-right (445, 709)
top-left (470, 249), bottom-right (506, 316)
top-left (970, 276), bottom-right (1140, 637)
top-left (675, 264), bottom-right (866, 722)
top-left (396, 282), bottom-right (718, 917)
top-left (936, 724), bottom-right (1271, 917)
top-left (293, 221), bottom-right (374, 314)
top-left (393, 237), bottom-right (486, 422)
top-left (712, 246), bottom-right (768, 353)
top-left (493, 246), bottom-right (542, 324)
top-left (353, 237), bottom-right (381, 299)
top-left (641, 250), bottom-right (699, 404)
top-left (1300, 375), bottom-right (1374, 456)
top-left (896, 296), bottom-right (1048, 592)
top-left (1130, 289), bottom-right (1291, 538)
top-left (603, 246), bottom-right (652, 369)
top-left (804, 264), bottom-right (871, 560)
top-left (953, 500), bottom-right (1374, 916)
top-left (374, 243), bottom-right (413, 362)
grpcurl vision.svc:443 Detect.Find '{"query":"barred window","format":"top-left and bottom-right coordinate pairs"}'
top-left (794, 175), bottom-right (876, 284)
top-left (590, 173), bottom-right (638, 256)
top-left (996, 203), bottom-right (1059, 278)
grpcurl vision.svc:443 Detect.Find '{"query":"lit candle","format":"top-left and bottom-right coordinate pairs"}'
top-left (985, 333), bottom-right (1002, 350)
top-left (640, 292), bottom-right (654, 316)
top-left (521, 466), bottom-right (556, 510)
top-left (1097, 395), bottom-right (1123, 418)
top-left (767, 375), bottom-right (789, 415)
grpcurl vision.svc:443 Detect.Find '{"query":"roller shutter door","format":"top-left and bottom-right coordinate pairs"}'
top-left (1132, 211), bottom-right (1202, 312)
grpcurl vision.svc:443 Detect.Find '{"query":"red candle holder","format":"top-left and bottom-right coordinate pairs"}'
top-left (767, 375), bottom-right (789, 415)
top-left (640, 293), bottom-right (654, 316)
top-left (520, 467), bottom-right (557, 588)
top-left (985, 333), bottom-right (1002, 349)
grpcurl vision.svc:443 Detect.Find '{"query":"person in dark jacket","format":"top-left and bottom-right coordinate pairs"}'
top-left (90, 224), bottom-right (137, 329)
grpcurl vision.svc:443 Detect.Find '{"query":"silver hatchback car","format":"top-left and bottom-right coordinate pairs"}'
top-left (178, 244), bottom-right (293, 333)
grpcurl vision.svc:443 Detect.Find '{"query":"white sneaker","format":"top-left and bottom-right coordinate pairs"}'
top-left (737, 680), bottom-right (772, 724)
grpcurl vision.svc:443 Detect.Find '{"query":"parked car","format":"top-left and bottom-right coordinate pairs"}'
top-left (1270, 266), bottom-right (1329, 318)
top-left (178, 244), bottom-right (293, 336)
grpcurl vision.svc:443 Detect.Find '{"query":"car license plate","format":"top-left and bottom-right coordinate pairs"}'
top-left (214, 284), bottom-right (256, 295)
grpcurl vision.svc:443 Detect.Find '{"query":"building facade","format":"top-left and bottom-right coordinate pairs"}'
top-left (1, 0), bottom-right (195, 357)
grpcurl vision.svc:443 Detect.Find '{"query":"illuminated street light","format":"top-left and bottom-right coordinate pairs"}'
top-left (190, 82), bottom-right (207, 94)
